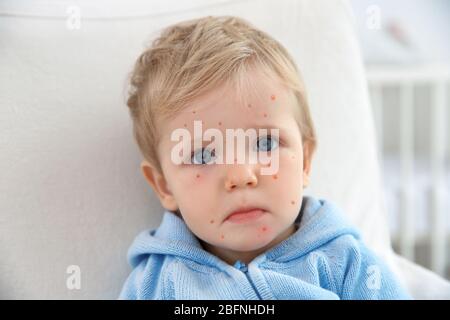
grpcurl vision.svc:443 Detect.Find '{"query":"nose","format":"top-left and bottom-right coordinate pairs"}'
top-left (224, 164), bottom-right (258, 191)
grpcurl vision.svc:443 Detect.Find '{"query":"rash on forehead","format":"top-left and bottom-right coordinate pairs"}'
top-left (170, 90), bottom-right (290, 130)
top-left (179, 66), bottom-right (289, 116)
top-left (157, 67), bottom-right (300, 154)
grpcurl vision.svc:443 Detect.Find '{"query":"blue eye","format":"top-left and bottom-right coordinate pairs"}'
top-left (255, 135), bottom-right (279, 152)
top-left (191, 148), bottom-right (216, 165)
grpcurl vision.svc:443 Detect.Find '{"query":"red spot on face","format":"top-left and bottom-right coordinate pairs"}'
top-left (220, 234), bottom-right (225, 240)
top-left (273, 174), bottom-right (278, 180)
top-left (263, 113), bottom-right (267, 117)
top-left (261, 226), bottom-right (268, 232)
top-left (196, 174), bottom-right (200, 178)
top-left (271, 94), bottom-right (276, 101)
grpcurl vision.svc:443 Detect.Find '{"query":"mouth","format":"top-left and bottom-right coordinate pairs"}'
top-left (224, 206), bottom-right (267, 223)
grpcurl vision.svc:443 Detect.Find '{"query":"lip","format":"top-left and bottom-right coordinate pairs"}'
top-left (225, 207), bottom-right (267, 223)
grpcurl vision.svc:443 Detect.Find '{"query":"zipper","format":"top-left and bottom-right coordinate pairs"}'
top-left (234, 260), bottom-right (262, 299)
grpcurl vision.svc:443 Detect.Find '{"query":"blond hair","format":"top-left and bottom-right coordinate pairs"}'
top-left (126, 15), bottom-right (316, 173)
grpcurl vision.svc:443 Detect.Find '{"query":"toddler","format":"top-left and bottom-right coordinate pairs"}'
top-left (119, 16), bottom-right (410, 300)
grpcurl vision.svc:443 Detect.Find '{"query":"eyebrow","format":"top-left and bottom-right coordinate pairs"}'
top-left (188, 124), bottom-right (286, 143)
top-left (250, 124), bottom-right (285, 130)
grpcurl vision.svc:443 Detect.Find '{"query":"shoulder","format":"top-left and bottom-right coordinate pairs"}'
top-left (316, 234), bottom-right (410, 299)
top-left (119, 253), bottom-right (176, 300)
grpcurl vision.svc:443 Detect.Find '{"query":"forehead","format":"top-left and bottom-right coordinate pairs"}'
top-left (160, 68), bottom-right (297, 139)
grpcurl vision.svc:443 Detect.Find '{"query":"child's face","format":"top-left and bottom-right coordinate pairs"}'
top-left (142, 67), bottom-right (312, 263)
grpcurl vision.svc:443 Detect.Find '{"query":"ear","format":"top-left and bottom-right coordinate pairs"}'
top-left (140, 160), bottom-right (179, 211)
top-left (302, 141), bottom-right (313, 187)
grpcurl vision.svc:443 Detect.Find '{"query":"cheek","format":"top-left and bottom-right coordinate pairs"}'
top-left (267, 153), bottom-right (303, 203)
top-left (175, 168), bottom-right (217, 212)
top-left (270, 148), bottom-right (302, 176)
top-left (186, 168), bottom-right (214, 185)
top-left (178, 167), bottom-right (210, 186)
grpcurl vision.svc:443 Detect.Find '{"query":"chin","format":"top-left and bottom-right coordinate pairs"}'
top-left (227, 237), bottom-right (273, 252)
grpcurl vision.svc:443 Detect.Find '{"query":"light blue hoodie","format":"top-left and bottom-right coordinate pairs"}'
top-left (119, 196), bottom-right (411, 300)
